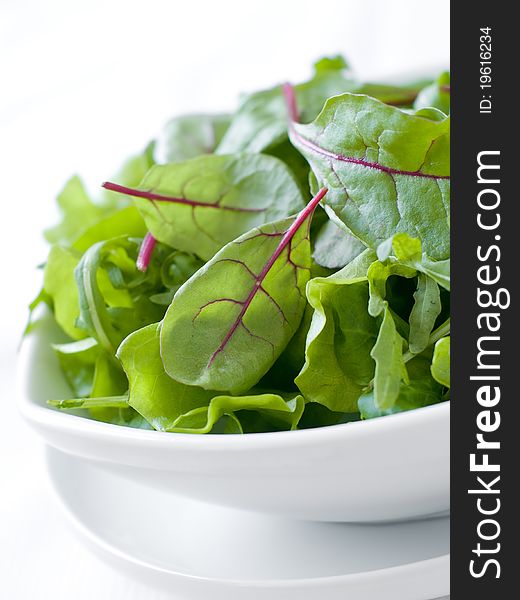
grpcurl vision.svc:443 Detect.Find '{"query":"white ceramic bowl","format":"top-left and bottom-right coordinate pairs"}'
top-left (18, 311), bottom-right (450, 522)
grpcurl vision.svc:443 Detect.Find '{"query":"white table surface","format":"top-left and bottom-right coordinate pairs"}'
top-left (0, 1), bottom-right (449, 598)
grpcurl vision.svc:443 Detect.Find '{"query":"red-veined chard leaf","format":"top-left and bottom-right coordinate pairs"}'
top-left (285, 84), bottom-right (450, 261)
top-left (103, 153), bottom-right (305, 262)
top-left (160, 188), bottom-right (328, 394)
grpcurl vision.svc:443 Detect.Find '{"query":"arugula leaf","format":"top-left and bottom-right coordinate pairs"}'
top-left (408, 274), bottom-right (442, 354)
top-left (103, 153), bottom-right (305, 261)
top-left (370, 302), bottom-right (405, 410)
top-left (431, 336), bottom-right (450, 388)
top-left (359, 351), bottom-right (444, 418)
top-left (313, 219), bottom-right (366, 269)
top-left (295, 250), bottom-right (379, 412)
top-left (155, 114), bottom-right (230, 163)
top-left (49, 395), bottom-right (129, 410)
top-left (160, 189), bottom-right (327, 394)
top-left (287, 89), bottom-right (450, 261)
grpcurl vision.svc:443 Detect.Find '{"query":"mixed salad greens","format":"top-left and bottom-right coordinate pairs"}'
top-left (32, 56), bottom-right (451, 434)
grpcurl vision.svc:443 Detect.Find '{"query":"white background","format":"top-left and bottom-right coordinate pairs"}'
top-left (0, 1), bottom-right (449, 598)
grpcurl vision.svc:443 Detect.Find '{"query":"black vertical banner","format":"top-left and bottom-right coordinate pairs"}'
top-left (451, 2), bottom-right (515, 598)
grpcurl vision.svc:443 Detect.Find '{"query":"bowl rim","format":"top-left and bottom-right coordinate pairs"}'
top-left (17, 309), bottom-right (450, 451)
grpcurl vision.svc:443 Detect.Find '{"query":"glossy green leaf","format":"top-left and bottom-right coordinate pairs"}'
top-left (289, 93), bottom-right (450, 260)
top-left (408, 274), bottom-right (442, 354)
top-left (313, 219), bottom-right (366, 269)
top-left (72, 205), bottom-right (146, 253)
top-left (414, 72), bottom-right (450, 115)
top-left (105, 153), bottom-right (305, 261)
top-left (156, 114), bottom-right (230, 163)
top-left (431, 336), bottom-right (450, 388)
top-left (161, 190), bottom-right (326, 394)
top-left (117, 323), bottom-right (214, 431)
top-left (370, 303), bottom-right (405, 410)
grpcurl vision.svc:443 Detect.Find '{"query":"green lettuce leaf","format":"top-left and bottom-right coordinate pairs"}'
top-left (295, 250), bottom-right (379, 412)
